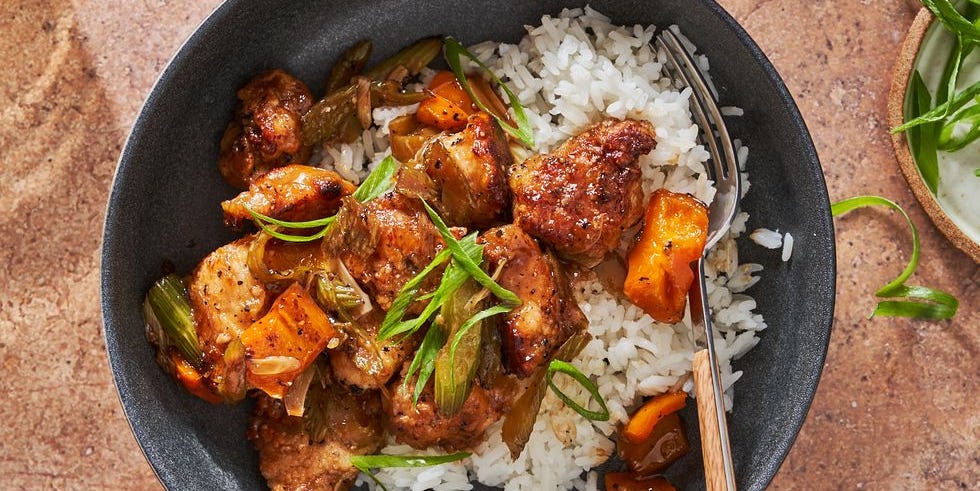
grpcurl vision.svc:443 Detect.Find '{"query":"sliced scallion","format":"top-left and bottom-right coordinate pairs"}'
top-left (831, 196), bottom-right (958, 320)
top-left (402, 318), bottom-right (448, 405)
top-left (246, 156), bottom-right (399, 242)
top-left (545, 360), bottom-right (610, 421)
top-left (421, 200), bottom-right (521, 307)
top-left (443, 36), bottom-right (535, 147)
top-left (351, 452), bottom-right (470, 491)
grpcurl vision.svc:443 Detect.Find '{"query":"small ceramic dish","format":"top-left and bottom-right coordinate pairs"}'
top-left (888, 8), bottom-right (980, 262)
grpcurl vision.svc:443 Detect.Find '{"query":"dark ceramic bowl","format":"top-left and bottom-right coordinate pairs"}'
top-left (101, 0), bottom-right (835, 489)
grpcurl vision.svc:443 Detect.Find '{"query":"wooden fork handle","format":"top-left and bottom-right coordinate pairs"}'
top-left (694, 348), bottom-right (736, 491)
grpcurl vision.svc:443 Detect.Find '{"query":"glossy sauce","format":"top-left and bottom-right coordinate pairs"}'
top-left (617, 412), bottom-right (690, 477)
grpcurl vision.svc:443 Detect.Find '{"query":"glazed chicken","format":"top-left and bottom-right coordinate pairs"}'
top-left (480, 225), bottom-right (587, 378)
top-left (509, 118), bottom-right (656, 266)
top-left (329, 310), bottom-right (418, 391)
top-left (186, 235), bottom-right (270, 396)
top-left (323, 192), bottom-right (442, 313)
top-left (221, 165), bottom-right (356, 229)
top-left (416, 111), bottom-right (513, 228)
top-left (249, 383), bottom-right (384, 491)
top-left (219, 69), bottom-right (315, 189)
top-left (386, 370), bottom-right (507, 451)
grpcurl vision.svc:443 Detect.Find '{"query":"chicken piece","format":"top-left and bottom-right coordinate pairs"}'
top-left (479, 225), bottom-right (587, 378)
top-left (219, 69), bottom-right (315, 189)
top-left (417, 112), bottom-right (513, 228)
top-left (329, 310), bottom-right (418, 391)
top-left (187, 235), bottom-right (271, 394)
top-left (508, 118), bottom-right (655, 266)
top-left (248, 384), bottom-right (384, 491)
top-left (323, 193), bottom-right (441, 313)
top-left (221, 164), bottom-right (356, 229)
top-left (386, 369), bottom-right (505, 451)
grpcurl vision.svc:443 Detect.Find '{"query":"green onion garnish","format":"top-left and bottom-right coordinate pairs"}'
top-left (893, 80), bottom-right (980, 134)
top-left (246, 156), bottom-right (399, 242)
top-left (938, 101), bottom-right (980, 152)
top-left (920, 0), bottom-right (980, 43)
top-left (145, 274), bottom-right (202, 367)
top-left (905, 72), bottom-right (941, 193)
top-left (351, 452), bottom-right (470, 491)
top-left (545, 360), bottom-right (610, 421)
top-left (831, 196), bottom-right (958, 319)
top-left (421, 200), bottom-right (522, 307)
top-left (402, 318), bottom-right (448, 405)
top-left (443, 36), bottom-right (535, 147)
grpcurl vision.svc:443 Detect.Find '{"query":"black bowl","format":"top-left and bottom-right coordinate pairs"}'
top-left (101, 0), bottom-right (835, 489)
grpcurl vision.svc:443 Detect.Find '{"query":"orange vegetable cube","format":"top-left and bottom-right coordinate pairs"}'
top-left (623, 391), bottom-right (687, 443)
top-left (171, 352), bottom-right (224, 404)
top-left (240, 282), bottom-right (342, 399)
top-left (624, 189), bottom-right (708, 323)
top-left (604, 472), bottom-right (677, 491)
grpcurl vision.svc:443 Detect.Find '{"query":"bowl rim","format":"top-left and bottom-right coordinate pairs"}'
top-left (887, 7), bottom-right (980, 263)
top-left (100, 0), bottom-right (836, 489)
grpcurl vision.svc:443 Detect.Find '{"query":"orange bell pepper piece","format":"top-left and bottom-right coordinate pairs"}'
top-left (604, 472), bottom-right (677, 491)
top-left (622, 391), bottom-right (688, 443)
top-left (171, 352), bottom-right (224, 404)
top-left (240, 282), bottom-right (343, 399)
top-left (624, 188), bottom-right (708, 324)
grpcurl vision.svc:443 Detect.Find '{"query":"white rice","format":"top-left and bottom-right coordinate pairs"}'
top-left (323, 7), bottom-right (766, 491)
top-left (750, 227), bottom-right (783, 249)
top-left (782, 232), bottom-right (794, 262)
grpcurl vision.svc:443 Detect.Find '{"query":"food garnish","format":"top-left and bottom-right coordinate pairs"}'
top-left (624, 189), bottom-right (709, 323)
top-left (350, 452), bottom-right (470, 491)
top-left (245, 155), bottom-right (399, 242)
top-left (831, 196), bottom-right (959, 319)
top-left (545, 360), bottom-right (610, 422)
top-left (893, 1), bottom-right (979, 191)
top-left (443, 36), bottom-right (535, 147)
top-left (622, 391), bottom-right (687, 444)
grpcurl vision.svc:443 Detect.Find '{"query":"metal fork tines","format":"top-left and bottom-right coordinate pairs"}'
top-left (655, 28), bottom-right (741, 491)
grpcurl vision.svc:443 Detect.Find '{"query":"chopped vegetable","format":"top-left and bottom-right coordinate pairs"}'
top-left (545, 360), bottom-right (610, 421)
top-left (145, 274), bottom-right (202, 367)
top-left (416, 71), bottom-right (475, 130)
top-left (246, 234), bottom-right (327, 282)
top-left (443, 37), bottom-right (535, 147)
top-left (389, 114), bottom-right (439, 162)
top-left (622, 392), bottom-right (687, 443)
top-left (618, 412), bottom-right (690, 478)
top-left (302, 80), bottom-right (429, 145)
top-left (362, 37), bottom-right (443, 81)
top-left (282, 364), bottom-right (316, 417)
top-left (239, 283), bottom-right (344, 399)
top-left (326, 40), bottom-right (372, 93)
top-left (219, 337), bottom-right (247, 403)
top-left (403, 318), bottom-right (448, 405)
top-left (831, 196), bottom-right (958, 319)
top-left (434, 279), bottom-right (484, 416)
top-left (170, 352), bottom-right (223, 404)
top-left (501, 331), bottom-right (590, 459)
top-left (351, 452), bottom-right (469, 491)
top-left (604, 472), bottom-right (677, 491)
top-left (624, 189), bottom-right (709, 324)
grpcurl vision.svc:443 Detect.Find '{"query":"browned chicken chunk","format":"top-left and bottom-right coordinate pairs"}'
top-left (187, 235), bottom-right (271, 395)
top-left (480, 225), bottom-right (587, 378)
top-left (221, 164), bottom-right (356, 229)
top-left (329, 310), bottom-right (418, 391)
top-left (508, 118), bottom-right (655, 266)
top-left (219, 69), bottom-right (315, 189)
top-left (417, 112), bottom-right (513, 228)
top-left (386, 369), bottom-right (505, 451)
top-left (323, 193), bottom-right (441, 313)
top-left (248, 384), bottom-right (384, 491)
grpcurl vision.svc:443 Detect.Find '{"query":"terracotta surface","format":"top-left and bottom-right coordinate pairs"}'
top-left (0, 0), bottom-right (976, 489)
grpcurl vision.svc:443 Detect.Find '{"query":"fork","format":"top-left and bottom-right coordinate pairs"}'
top-left (655, 28), bottom-right (741, 491)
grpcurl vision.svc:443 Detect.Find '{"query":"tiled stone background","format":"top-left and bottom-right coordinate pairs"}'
top-left (0, 0), bottom-right (975, 489)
